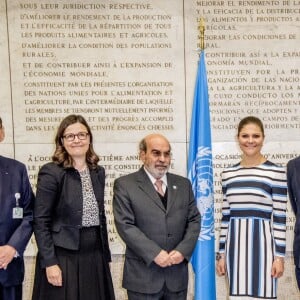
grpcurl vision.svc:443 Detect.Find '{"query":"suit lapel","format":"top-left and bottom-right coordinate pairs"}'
top-left (137, 168), bottom-right (166, 211)
top-left (0, 156), bottom-right (9, 201)
top-left (166, 174), bottom-right (178, 213)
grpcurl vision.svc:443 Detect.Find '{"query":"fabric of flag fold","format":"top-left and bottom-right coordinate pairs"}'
top-left (187, 50), bottom-right (216, 300)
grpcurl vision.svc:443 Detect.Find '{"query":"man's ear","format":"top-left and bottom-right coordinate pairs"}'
top-left (0, 128), bottom-right (5, 142)
top-left (139, 151), bottom-right (146, 162)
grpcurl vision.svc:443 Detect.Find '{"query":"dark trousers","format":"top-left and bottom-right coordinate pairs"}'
top-left (0, 284), bottom-right (22, 300)
top-left (127, 284), bottom-right (187, 300)
top-left (296, 266), bottom-right (300, 290)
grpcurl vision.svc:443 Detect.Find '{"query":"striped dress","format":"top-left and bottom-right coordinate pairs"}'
top-left (219, 160), bottom-right (287, 299)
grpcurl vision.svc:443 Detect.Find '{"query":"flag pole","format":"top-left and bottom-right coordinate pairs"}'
top-left (188, 16), bottom-right (216, 299)
top-left (199, 17), bottom-right (205, 51)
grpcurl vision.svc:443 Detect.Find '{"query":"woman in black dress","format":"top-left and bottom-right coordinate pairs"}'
top-left (32, 114), bottom-right (115, 300)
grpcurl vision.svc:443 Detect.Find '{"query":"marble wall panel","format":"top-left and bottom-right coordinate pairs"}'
top-left (6, 0), bottom-right (186, 143)
top-left (0, 1), bottom-right (13, 144)
top-left (185, 0), bottom-right (300, 142)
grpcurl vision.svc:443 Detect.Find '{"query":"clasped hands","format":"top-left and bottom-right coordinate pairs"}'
top-left (154, 249), bottom-right (184, 268)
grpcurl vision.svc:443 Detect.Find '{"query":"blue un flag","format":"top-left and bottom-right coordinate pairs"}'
top-left (187, 50), bottom-right (216, 300)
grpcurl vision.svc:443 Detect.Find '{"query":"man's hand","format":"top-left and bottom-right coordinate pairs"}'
top-left (154, 249), bottom-right (185, 267)
top-left (169, 250), bottom-right (184, 265)
top-left (0, 245), bottom-right (16, 270)
top-left (154, 250), bottom-right (172, 268)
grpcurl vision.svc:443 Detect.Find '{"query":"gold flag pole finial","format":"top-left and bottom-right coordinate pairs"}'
top-left (199, 17), bottom-right (205, 51)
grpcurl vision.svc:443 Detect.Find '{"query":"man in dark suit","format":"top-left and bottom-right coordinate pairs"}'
top-left (287, 156), bottom-right (300, 289)
top-left (113, 133), bottom-right (200, 300)
top-left (0, 117), bottom-right (34, 300)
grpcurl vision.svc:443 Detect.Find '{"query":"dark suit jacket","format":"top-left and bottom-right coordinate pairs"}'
top-left (113, 167), bottom-right (200, 294)
top-left (287, 156), bottom-right (300, 267)
top-left (0, 156), bottom-right (34, 287)
top-left (34, 162), bottom-right (111, 268)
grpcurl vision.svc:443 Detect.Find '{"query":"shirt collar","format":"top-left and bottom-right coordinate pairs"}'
top-left (143, 167), bottom-right (167, 187)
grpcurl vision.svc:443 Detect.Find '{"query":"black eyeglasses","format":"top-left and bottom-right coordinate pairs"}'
top-left (63, 132), bottom-right (89, 142)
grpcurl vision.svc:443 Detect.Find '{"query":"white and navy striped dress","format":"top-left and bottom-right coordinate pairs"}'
top-left (219, 160), bottom-right (287, 300)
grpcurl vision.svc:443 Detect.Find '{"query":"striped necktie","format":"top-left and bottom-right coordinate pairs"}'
top-left (154, 179), bottom-right (164, 196)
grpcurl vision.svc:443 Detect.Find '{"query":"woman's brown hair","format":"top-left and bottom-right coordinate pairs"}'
top-left (237, 116), bottom-right (265, 137)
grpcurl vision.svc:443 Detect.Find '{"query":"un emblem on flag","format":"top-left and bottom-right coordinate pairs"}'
top-left (193, 146), bottom-right (214, 241)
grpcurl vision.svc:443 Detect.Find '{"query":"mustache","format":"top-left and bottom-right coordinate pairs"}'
top-left (155, 164), bottom-right (167, 168)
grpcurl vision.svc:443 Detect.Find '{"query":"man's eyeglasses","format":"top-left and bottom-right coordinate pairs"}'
top-left (63, 132), bottom-right (89, 142)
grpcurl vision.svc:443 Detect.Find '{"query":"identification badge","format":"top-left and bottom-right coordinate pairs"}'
top-left (13, 207), bottom-right (23, 219)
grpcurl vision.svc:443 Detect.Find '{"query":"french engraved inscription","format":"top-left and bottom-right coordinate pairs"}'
top-left (14, 1), bottom-right (184, 142)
